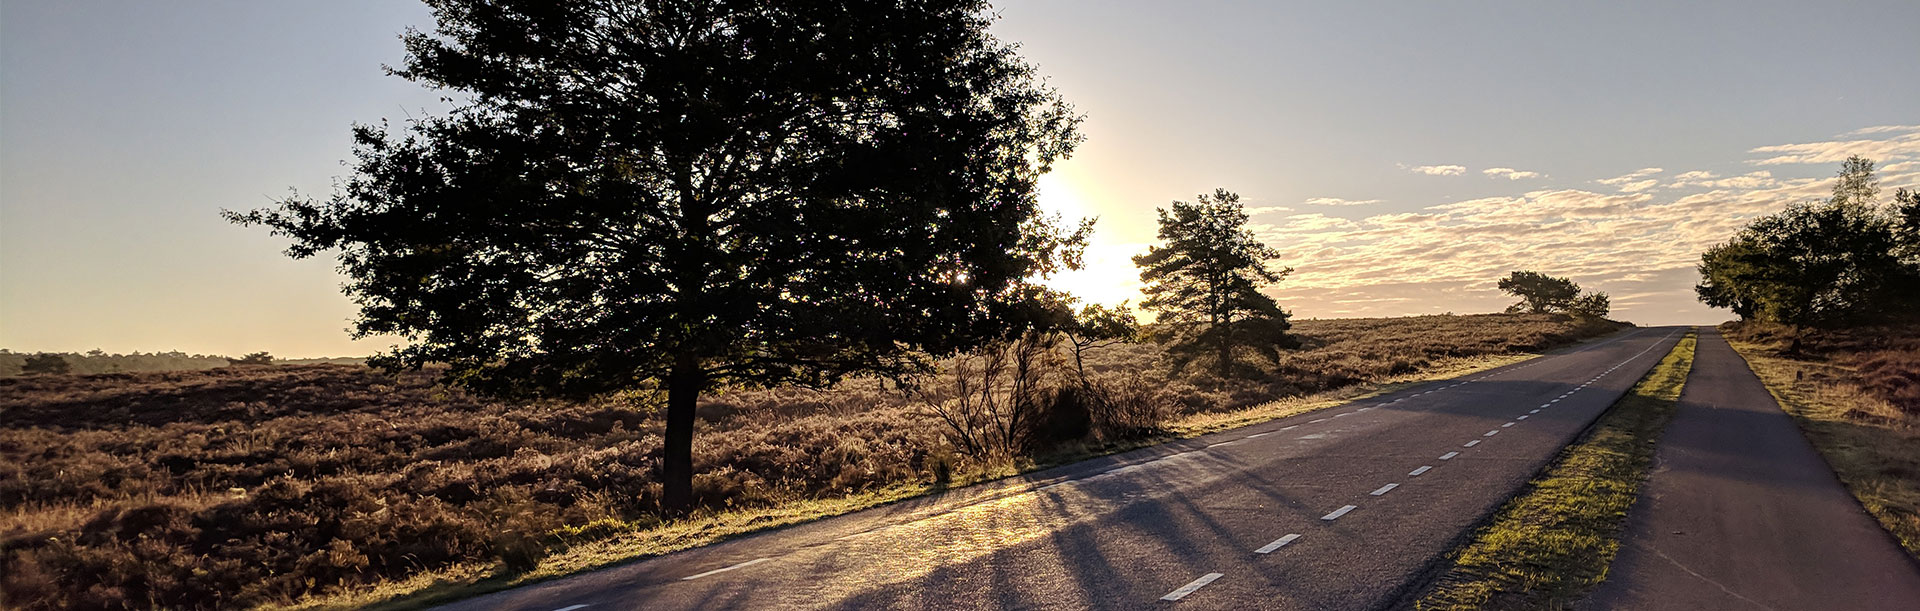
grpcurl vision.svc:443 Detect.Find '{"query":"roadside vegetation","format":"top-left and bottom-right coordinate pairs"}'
top-left (0, 313), bottom-right (1622, 610)
top-left (1416, 331), bottom-right (1696, 610)
top-left (1724, 322), bottom-right (1920, 560)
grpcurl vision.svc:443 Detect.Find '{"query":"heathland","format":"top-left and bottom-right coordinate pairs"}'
top-left (1, 313), bottom-right (1621, 610)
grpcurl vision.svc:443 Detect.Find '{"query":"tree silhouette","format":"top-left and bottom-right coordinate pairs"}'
top-left (1497, 271), bottom-right (1581, 314)
top-left (226, 0), bottom-right (1085, 514)
top-left (1133, 188), bottom-right (1294, 375)
top-left (1569, 292), bottom-right (1610, 319)
top-left (21, 354), bottom-right (70, 376)
top-left (1832, 154), bottom-right (1881, 210)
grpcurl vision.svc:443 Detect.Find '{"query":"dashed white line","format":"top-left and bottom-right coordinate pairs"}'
top-left (1281, 425), bottom-right (1299, 430)
top-left (553, 606), bottom-right (590, 611)
top-left (1502, 422), bottom-right (1515, 428)
top-left (1439, 451), bottom-right (1460, 460)
top-left (1517, 415), bottom-right (1529, 420)
top-left (1464, 440), bottom-right (1481, 447)
top-left (1309, 418), bottom-right (1330, 423)
top-left (1483, 430), bottom-right (1500, 436)
top-left (1409, 465), bottom-right (1433, 476)
top-left (1255, 533), bottom-right (1302, 554)
top-left (1333, 412), bottom-right (1350, 418)
top-left (1208, 441), bottom-right (1242, 449)
top-left (1321, 505), bottom-right (1358, 520)
top-left (1529, 409), bottom-right (1541, 414)
top-left (682, 557), bottom-right (771, 580)
top-left (1161, 573), bottom-right (1224, 601)
top-left (1370, 483), bottom-right (1399, 496)
top-left (1245, 432), bottom-right (1271, 439)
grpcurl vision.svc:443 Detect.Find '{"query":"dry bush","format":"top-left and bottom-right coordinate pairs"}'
top-left (0, 313), bottom-right (1619, 610)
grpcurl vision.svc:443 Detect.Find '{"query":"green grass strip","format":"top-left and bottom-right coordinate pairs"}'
top-left (1416, 330), bottom-right (1697, 611)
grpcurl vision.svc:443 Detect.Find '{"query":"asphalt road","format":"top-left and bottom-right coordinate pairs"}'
top-left (438, 327), bottom-right (1685, 611)
top-left (1582, 328), bottom-right (1920, 610)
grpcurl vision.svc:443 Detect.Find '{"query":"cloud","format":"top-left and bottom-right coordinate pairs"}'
top-left (1748, 130), bottom-right (1920, 165)
top-left (1667, 170), bottom-right (1777, 190)
top-left (1843, 125), bottom-right (1920, 136)
top-left (1482, 167), bottom-right (1542, 180)
top-left (1596, 167), bottom-right (1664, 187)
top-left (1302, 197), bottom-right (1383, 206)
top-left (1243, 205), bottom-right (1294, 216)
top-left (1407, 164), bottom-right (1466, 176)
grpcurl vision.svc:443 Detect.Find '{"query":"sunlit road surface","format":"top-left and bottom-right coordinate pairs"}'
top-left (438, 328), bottom-right (1685, 611)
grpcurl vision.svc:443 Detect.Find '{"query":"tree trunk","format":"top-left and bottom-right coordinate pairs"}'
top-left (661, 352), bottom-right (703, 515)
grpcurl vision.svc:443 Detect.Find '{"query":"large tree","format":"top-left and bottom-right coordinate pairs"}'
top-left (1133, 188), bottom-right (1293, 374)
top-left (227, 0), bottom-right (1086, 513)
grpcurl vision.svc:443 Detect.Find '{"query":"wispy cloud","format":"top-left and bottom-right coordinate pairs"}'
top-left (1407, 164), bottom-right (1466, 176)
top-left (1303, 197), bottom-right (1383, 206)
top-left (1843, 124), bottom-right (1920, 136)
top-left (1482, 167), bottom-right (1541, 180)
top-left (1748, 130), bottom-right (1920, 165)
top-left (1243, 205), bottom-right (1294, 216)
top-left (1596, 167), bottom-right (1663, 187)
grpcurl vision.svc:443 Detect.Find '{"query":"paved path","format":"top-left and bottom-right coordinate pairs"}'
top-left (1582, 328), bottom-right (1920, 610)
top-left (438, 328), bottom-right (1685, 611)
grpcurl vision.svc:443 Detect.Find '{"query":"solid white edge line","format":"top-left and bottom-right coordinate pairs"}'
top-left (682, 557), bottom-right (771, 580)
top-left (1160, 573), bottom-right (1225, 601)
top-left (1439, 451), bottom-right (1460, 460)
top-left (1255, 533), bottom-right (1302, 554)
top-left (1321, 505), bottom-right (1358, 520)
top-left (1410, 465), bottom-right (1433, 476)
top-left (1370, 483), bottom-right (1399, 496)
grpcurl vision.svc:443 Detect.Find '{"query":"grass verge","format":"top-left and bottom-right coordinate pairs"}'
top-left (287, 350), bottom-right (1587, 610)
top-left (1727, 339), bottom-right (1920, 560)
top-left (1414, 330), bottom-right (1696, 611)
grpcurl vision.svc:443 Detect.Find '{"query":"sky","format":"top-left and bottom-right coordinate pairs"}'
top-left (3, 1), bottom-right (1918, 357)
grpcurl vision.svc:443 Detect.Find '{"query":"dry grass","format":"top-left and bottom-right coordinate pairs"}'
top-left (0, 313), bottom-right (1623, 610)
top-left (1723, 322), bottom-right (1920, 560)
top-left (1416, 331), bottom-right (1696, 611)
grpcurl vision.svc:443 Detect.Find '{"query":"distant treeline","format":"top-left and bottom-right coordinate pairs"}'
top-left (0, 350), bottom-right (364, 377)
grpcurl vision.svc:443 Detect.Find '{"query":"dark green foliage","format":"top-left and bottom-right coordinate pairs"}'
top-left (1134, 188), bottom-right (1295, 375)
top-left (1569, 292), bottom-right (1611, 319)
top-left (1497, 271), bottom-right (1581, 314)
top-left (1893, 188), bottom-right (1920, 266)
top-left (19, 354), bottom-right (70, 376)
top-left (224, 0), bottom-right (1085, 512)
top-left (1695, 157), bottom-right (1915, 326)
top-left (0, 351), bottom-right (247, 377)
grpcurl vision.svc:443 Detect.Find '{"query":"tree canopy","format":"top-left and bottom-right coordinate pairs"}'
top-left (1497, 271), bottom-right (1581, 314)
top-left (1696, 156), bottom-right (1917, 326)
top-left (226, 0), bottom-right (1086, 513)
top-left (1133, 188), bottom-right (1294, 374)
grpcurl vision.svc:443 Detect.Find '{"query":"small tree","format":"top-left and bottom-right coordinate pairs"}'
top-left (1892, 188), bottom-right (1920, 267)
top-left (228, 352), bottom-right (274, 367)
top-left (1498, 271), bottom-right (1581, 314)
top-left (21, 354), bottom-right (70, 376)
top-left (1832, 154), bottom-right (1880, 210)
top-left (1133, 188), bottom-right (1294, 375)
top-left (1569, 292), bottom-right (1611, 318)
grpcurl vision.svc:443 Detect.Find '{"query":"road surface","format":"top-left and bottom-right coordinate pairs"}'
top-left (439, 327), bottom-right (1685, 611)
top-left (1582, 328), bottom-right (1920, 610)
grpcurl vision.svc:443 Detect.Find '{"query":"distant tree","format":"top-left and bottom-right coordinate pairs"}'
top-left (22, 354), bottom-right (70, 376)
top-left (1831, 154), bottom-right (1880, 210)
top-left (1498, 271), bottom-right (1582, 314)
top-left (1569, 292), bottom-right (1611, 319)
top-left (226, 0), bottom-right (1086, 514)
top-left (228, 351), bottom-right (274, 367)
top-left (1134, 188), bottom-right (1294, 374)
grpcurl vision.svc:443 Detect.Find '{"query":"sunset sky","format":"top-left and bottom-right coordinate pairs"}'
top-left (4, 1), bottom-right (1918, 357)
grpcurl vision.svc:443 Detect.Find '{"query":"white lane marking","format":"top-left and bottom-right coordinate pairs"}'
top-left (1161, 573), bottom-right (1225, 601)
top-left (1255, 533), bottom-right (1302, 554)
top-left (682, 557), bottom-right (771, 580)
top-left (1502, 422), bottom-right (1515, 428)
top-left (1464, 440), bottom-right (1481, 447)
top-left (1282, 425), bottom-right (1299, 430)
top-left (1333, 412), bottom-right (1350, 418)
top-left (1529, 409), bottom-right (1540, 414)
top-left (1321, 505), bottom-right (1358, 520)
top-left (1309, 418), bottom-right (1330, 423)
top-left (1208, 441), bottom-right (1242, 449)
top-left (1541, 404), bottom-right (1552, 408)
top-left (1517, 415), bottom-right (1529, 420)
top-left (1370, 483), bottom-right (1399, 496)
top-left (1245, 432), bottom-right (1272, 439)
top-left (1484, 430), bottom-right (1500, 436)
top-left (553, 606), bottom-right (590, 611)
top-left (1439, 451), bottom-right (1460, 460)
top-left (1550, 398), bottom-right (1561, 403)
top-left (1409, 465), bottom-right (1433, 476)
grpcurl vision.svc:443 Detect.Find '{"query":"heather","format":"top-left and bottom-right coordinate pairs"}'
top-left (1, 313), bottom-right (1620, 610)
